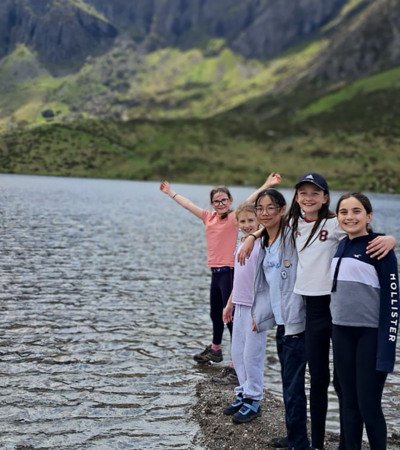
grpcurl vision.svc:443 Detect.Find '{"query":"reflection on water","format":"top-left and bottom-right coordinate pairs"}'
top-left (0, 175), bottom-right (398, 449)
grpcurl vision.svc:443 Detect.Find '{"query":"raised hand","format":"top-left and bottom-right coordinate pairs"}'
top-left (265, 172), bottom-right (282, 188)
top-left (160, 180), bottom-right (172, 196)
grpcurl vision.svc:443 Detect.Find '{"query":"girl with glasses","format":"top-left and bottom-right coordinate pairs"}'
top-left (159, 173), bottom-right (281, 372)
top-left (253, 188), bottom-right (309, 448)
top-left (238, 173), bottom-right (396, 449)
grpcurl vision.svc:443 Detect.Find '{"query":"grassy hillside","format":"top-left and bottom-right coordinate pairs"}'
top-left (295, 65), bottom-right (400, 121)
top-left (1, 1), bottom-right (399, 192)
top-left (0, 36), bottom-right (329, 132)
top-left (1, 65), bottom-right (400, 193)
top-left (1, 0), bottom-right (367, 131)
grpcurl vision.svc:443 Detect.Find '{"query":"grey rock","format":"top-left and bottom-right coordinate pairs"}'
top-left (0, 0), bottom-right (348, 73)
top-left (0, 0), bottom-right (117, 74)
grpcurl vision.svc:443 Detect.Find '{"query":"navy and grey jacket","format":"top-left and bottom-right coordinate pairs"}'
top-left (331, 233), bottom-right (399, 373)
top-left (252, 230), bottom-right (305, 336)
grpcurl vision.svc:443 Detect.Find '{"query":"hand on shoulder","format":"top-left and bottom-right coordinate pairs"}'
top-left (366, 235), bottom-right (396, 260)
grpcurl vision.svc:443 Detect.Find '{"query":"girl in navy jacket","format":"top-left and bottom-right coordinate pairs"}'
top-left (331, 192), bottom-right (399, 450)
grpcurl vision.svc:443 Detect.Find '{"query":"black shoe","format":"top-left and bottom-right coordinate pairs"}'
top-left (269, 436), bottom-right (289, 448)
top-left (223, 393), bottom-right (243, 415)
top-left (211, 366), bottom-right (238, 385)
top-left (286, 445), bottom-right (312, 450)
top-left (193, 345), bottom-right (223, 363)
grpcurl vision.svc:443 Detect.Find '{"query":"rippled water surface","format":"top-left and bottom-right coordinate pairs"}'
top-left (0, 175), bottom-right (398, 449)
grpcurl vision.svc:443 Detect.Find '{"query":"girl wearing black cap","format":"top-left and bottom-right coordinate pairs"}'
top-left (238, 173), bottom-right (395, 449)
top-left (285, 173), bottom-right (396, 450)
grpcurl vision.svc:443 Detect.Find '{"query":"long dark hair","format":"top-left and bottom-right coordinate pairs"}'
top-left (287, 182), bottom-right (335, 251)
top-left (255, 189), bottom-right (287, 248)
top-left (336, 192), bottom-right (373, 233)
top-left (210, 186), bottom-right (233, 219)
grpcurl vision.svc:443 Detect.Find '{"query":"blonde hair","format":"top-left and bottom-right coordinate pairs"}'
top-left (235, 203), bottom-right (256, 221)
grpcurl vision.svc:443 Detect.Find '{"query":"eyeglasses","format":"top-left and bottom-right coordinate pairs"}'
top-left (255, 206), bottom-right (280, 215)
top-left (212, 198), bottom-right (230, 206)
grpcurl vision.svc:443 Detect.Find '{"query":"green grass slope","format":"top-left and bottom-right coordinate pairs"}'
top-left (0, 35), bottom-right (328, 131)
top-left (0, 1), bottom-right (399, 192)
top-left (1, 65), bottom-right (400, 193)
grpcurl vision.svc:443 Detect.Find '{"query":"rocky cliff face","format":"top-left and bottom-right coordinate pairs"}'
top-left (86, 0), bottom-right (346, 59)
top-left (311, 0), bottom-right (400, 82)
top-left (0, 0), bottom-right (117, 73)
top-left (0, 0), bottom-right (346, 73)
top-left (1, 0), bottom-right (400, 128)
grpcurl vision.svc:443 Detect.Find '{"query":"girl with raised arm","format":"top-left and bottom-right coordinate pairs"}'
top-left (160, 173), bottom-right (281, 369)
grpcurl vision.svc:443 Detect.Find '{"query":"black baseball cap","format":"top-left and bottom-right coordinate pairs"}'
top-left (295, 173), bottom-right (329, 194)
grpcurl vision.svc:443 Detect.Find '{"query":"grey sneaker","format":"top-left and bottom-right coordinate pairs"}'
top-left (193, 345), bottom-right (223, 363)
top-left (211, 366), bottom-right (238, 385)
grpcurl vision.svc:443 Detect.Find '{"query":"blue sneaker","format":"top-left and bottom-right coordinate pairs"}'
top-left (223, 394), bottom-right (243, 415)
top-left (232, 398), bottom-right (261, 423)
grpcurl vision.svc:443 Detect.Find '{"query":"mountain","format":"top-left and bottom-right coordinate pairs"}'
top-left (0, 0), bottom-right (400, 192)
top-left (83, 0), bottom-right (346, 59)
top-left (0, 0), bottom-right (352, 128)
top-left (0, 0), bottom-right (117, 73)
top-left (2, 0), bottom-right (400, 127)
top-left (310, 0), bottom-right (400, 82)
top-left (1, 0), bottom-right (346, 70)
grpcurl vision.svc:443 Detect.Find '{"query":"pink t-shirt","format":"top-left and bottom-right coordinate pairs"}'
top-left (202, 210), bottom-right (238, 267)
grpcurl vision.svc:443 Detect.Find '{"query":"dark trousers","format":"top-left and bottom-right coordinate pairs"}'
top-left (303, 295), bottom-right (345, 449)
top-left (276, 325), bottom-right (309, 450)
top-left (332, 325), bottom-right (388, 450)
top-left (209, 269), bottom-right (233, 345)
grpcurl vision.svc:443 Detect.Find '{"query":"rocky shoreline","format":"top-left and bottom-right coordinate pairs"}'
top-left (191, 365), bottom-right (400, 450)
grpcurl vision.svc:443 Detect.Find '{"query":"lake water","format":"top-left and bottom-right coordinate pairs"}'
top-left (0, 175), bottom-right (398, 449)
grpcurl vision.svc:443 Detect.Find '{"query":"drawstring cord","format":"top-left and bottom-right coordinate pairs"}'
top-left (331, 238), bottom-right (349, 292)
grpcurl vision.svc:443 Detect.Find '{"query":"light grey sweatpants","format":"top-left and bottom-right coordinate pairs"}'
top-left (231, 304), bottom-right (267, 401)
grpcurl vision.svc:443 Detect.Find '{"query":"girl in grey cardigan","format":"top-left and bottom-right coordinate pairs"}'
top-left (251, 188), bottom-right (309, 450)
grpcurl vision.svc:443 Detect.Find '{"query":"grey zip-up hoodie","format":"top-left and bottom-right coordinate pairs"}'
top-left (252, 230), bottom-right (305, 336)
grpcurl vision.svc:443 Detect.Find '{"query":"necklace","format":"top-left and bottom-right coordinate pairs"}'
top-left (268, 233), bottom-right (278, 247)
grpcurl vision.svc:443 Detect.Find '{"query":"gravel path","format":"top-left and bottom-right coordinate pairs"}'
top-left (191, 367), bottom-right (400, 450)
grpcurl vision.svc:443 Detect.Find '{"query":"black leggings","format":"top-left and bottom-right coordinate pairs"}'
top-left (276, 326), bottom-right (309, 449)
top-left (304, 295), bottom-right (344, 449)
top-left (209, 270), bottom-right (233, 345)
top-left (332, 325), bottom-right (388, 450)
